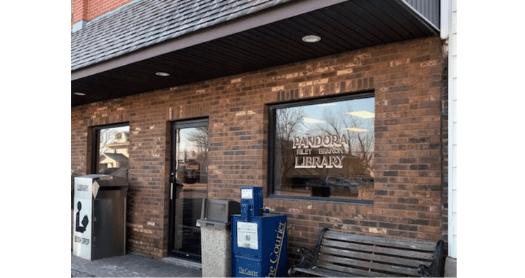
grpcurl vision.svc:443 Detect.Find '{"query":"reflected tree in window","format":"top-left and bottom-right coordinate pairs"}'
top-left (345, 109), bottom-right (374, 180)
top-left (308, 105), bottom-right (374, 180)
top-left (184, 127), bottom-right (209, 184)
top-left (187, 127), bottom-right (208, 154)
top-left (275, 107), bottom-right (306, 189)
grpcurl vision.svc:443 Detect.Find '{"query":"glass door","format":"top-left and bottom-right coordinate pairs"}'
top-left (168, 119), bottom-right (208, 261)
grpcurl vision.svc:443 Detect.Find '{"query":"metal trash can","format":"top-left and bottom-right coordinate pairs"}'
top-left (73, 174), bottom-right (128, 260)
top-left (196, 199), bottom-right (240, 277)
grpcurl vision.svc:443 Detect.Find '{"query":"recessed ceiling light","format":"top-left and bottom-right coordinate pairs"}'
top-left (73, 92), bottom-right (85, 96)
top-left (347, 127), bottom-right (369, 132)
top-left (347, 111), bottom-right (375, 119)
top-left (303, 117), bottom-right (325, 124)
top-left (302, 35), bottom-right (321, 43)
top-left (156, 72), bottom-right (170, 76)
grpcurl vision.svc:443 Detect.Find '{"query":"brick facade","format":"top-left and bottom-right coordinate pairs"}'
top-left (72, 0), bottom-right (134, 25)
top-left (71, 36), bottom-right (446, 259)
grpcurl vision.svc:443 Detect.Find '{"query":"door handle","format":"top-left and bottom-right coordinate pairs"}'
top-left (170, 172), bottom-right (174, 200)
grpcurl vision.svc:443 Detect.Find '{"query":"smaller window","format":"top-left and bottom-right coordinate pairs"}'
top-left (92, 124), bottom-right (130, 178)
top-left (269, 93), bottom-right (375, 202)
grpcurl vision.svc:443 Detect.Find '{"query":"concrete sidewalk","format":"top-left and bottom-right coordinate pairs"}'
top-left (71, 253), bottom-right (202, 277)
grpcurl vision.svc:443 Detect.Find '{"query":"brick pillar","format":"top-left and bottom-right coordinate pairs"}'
top-left (72, 0), bottom-right (89, 31)
top-left (72, 0), bottom-right (88, 25)
top-left (71, 0), bottom-right (136, 31)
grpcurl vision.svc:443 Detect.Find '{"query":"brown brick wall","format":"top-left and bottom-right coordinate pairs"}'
top-left (71, 36), bottom-right (445, 259)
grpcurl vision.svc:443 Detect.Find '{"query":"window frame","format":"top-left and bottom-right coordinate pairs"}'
top-left (267, 92), bottom-right (375, 204)
top-left (91, 122), bottom-right (130, 175)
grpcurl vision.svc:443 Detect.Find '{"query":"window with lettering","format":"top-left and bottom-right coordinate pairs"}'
top-left (269, 94), bottom-right (374, 201)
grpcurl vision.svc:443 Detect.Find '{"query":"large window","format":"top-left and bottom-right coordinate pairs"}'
top-left (92, 124), bottom-right (130, 178)
top-left (269, 94), bottom-right (374, 202)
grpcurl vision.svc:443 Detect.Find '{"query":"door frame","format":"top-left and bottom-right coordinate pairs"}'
top-left (168, 118), bottom-right (208, 262)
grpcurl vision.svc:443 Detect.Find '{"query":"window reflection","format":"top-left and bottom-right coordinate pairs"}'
top-left (96, 126), bottom-right (130, 178)
top-left (173, 125), bottom-right (208, 258)
top-left (175, 127), bottom-right (208, 185)
top-left (272, 97), bottom-right (374, 200)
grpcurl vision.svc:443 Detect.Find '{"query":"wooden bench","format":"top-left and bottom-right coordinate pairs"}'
top-left (288, 228), bottom-right (445, 277)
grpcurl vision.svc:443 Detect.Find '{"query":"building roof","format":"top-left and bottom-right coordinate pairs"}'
top-left (71, 0), bottom-right (440, 107)
top-left (71, 0), bottom-right (294, 72)
top-left (100, 153), bottom-right (129, 163)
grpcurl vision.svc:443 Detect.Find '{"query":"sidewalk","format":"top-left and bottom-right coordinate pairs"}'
top-left (71, 253), bottom-right (202, 277)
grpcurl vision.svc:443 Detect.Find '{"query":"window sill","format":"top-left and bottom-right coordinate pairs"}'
top-left (267, 194), bottom-right (374, 205)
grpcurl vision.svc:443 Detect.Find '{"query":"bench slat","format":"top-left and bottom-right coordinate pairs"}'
top-left (320, 246), bottom-right (432, 267)
top-left (322, 239), bottom-right (434, 260)
top-left (324, 231), bottom-right (436, 251)
top-left (315, 261), bottom-right (391, 277)
top-left (292, 266), bottom-right (364, 277)
top-left (318, 254), bottom-right (421, 276)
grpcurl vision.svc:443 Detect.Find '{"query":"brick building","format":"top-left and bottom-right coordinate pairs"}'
top-left (71, 0), bottom-right (456, 273)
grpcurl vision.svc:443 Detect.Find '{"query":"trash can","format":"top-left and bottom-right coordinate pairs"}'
top-left (196, 199), bottom-right (240, 277)
top-left (72, 174), bottom-right (128, 260)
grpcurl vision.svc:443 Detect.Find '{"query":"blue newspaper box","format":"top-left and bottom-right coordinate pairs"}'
top-left (231, 187), bottom-right (288, 277)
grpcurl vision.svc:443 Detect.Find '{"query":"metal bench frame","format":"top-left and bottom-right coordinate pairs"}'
top-left (288, 228), bottom-right (445, 277)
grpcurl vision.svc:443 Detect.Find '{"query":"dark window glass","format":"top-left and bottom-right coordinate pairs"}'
top-left (94, 125), bottom-right (130, 178)
top-left (270, 96), bottom-right (374, 201)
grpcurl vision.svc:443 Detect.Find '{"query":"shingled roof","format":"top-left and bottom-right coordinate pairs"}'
top-left (71, 0), bottom-right (294, 71)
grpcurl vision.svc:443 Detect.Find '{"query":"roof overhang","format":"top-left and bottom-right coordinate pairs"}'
top-left (71, 0), bottom-right (439, 107)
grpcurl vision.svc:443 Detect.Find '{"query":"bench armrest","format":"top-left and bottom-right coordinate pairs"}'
top-left (296, 246), bottom-right (316, 268)
top-left (288, 228), bottom-right (329, 276)
top-left (418, 240), bottom-right (445, 277)
top-left (288, 247), bottom-right (316, 276)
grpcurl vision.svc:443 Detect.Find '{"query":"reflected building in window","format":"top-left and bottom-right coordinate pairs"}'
top-left (95, 126), bottom-right (130, 178)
